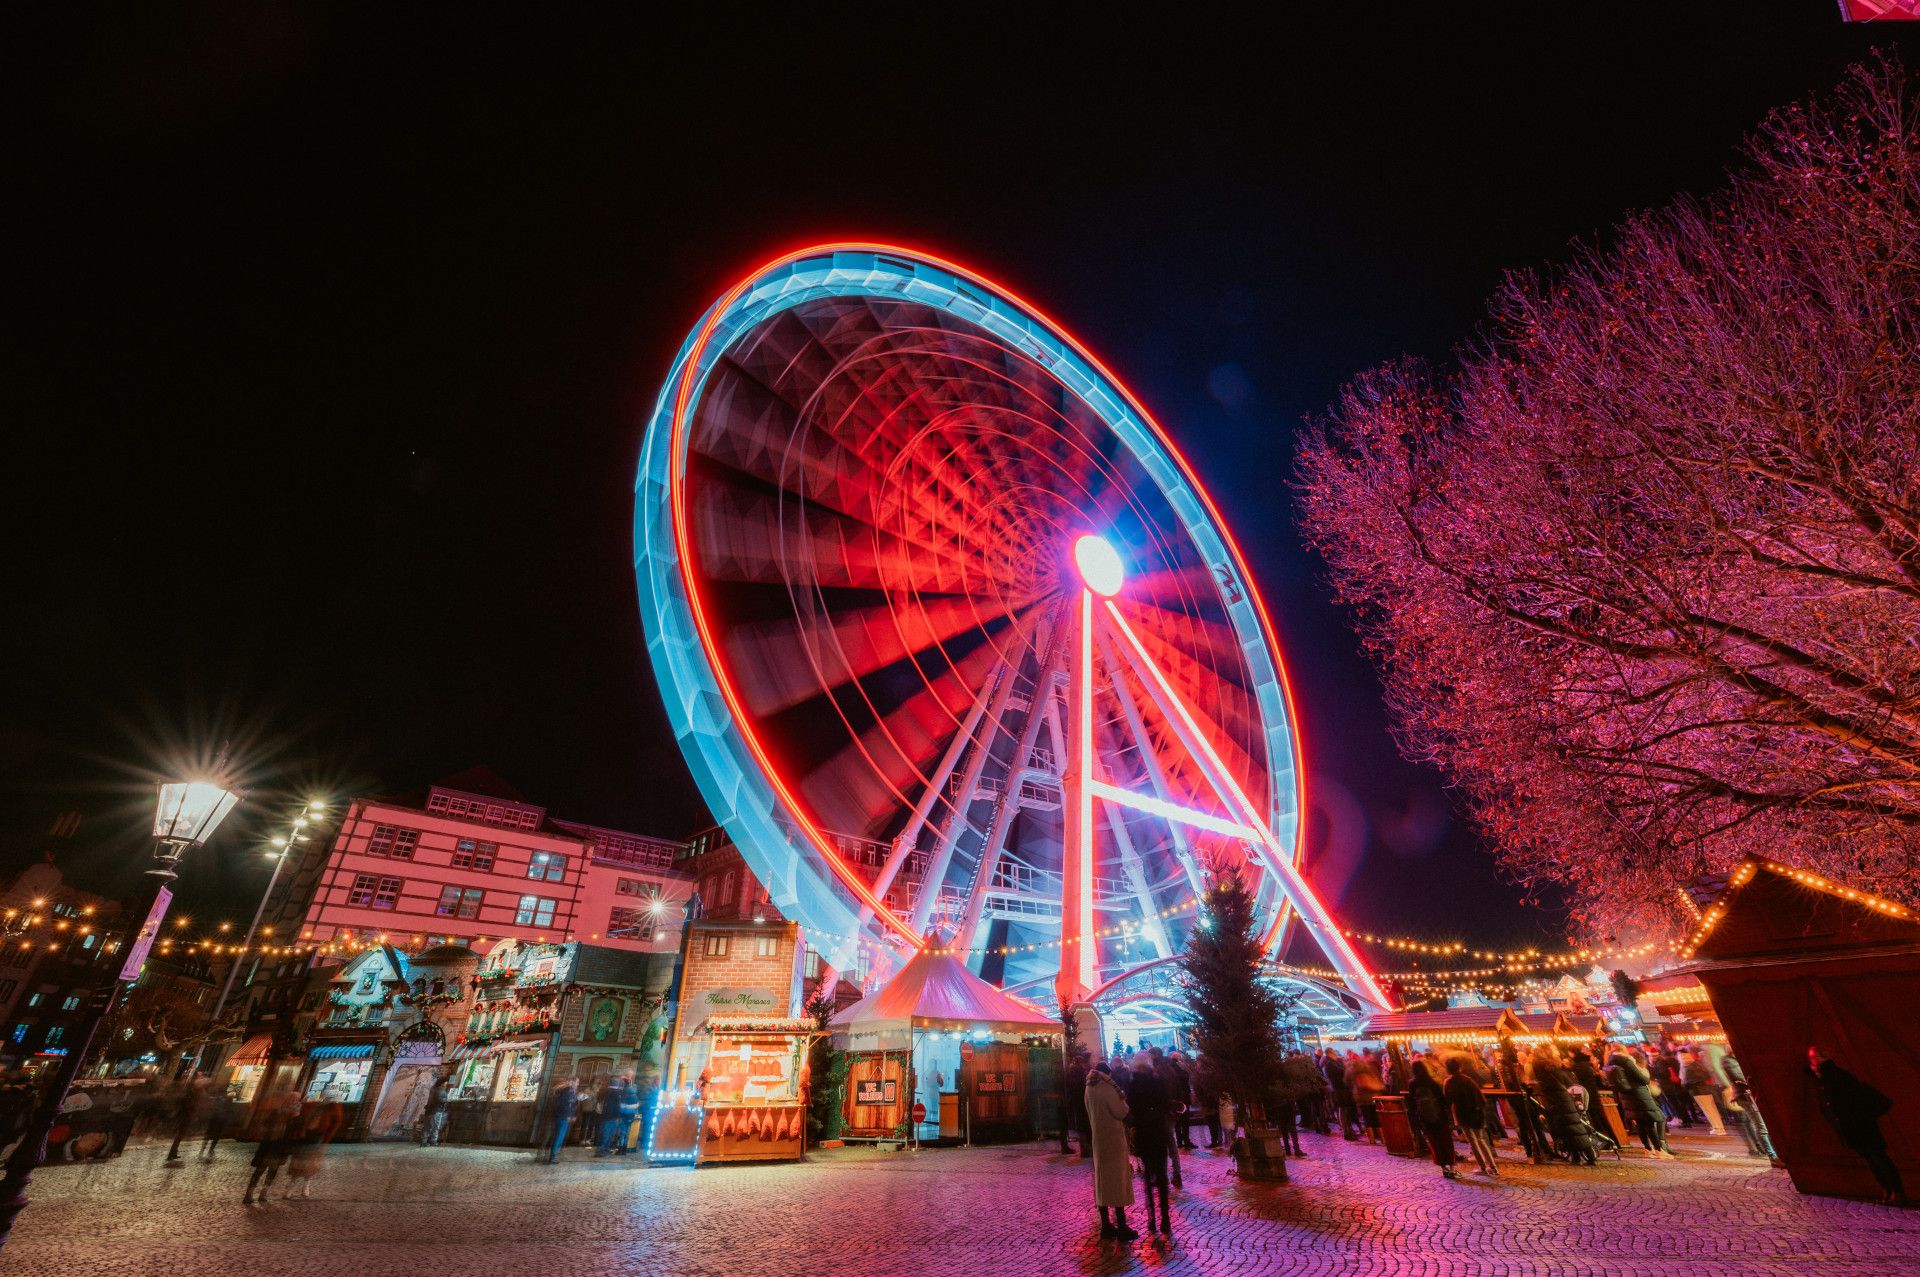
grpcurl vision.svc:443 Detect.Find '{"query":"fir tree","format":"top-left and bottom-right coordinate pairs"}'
top-left (1178, 864), bottom-right (1288, 1125)
top-left (803, 990), bottom-right (846, 1143)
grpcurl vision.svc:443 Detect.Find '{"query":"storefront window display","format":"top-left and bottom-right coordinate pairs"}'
top-left (495, 1045), bottom-right (545, 1103)
top-left (306, 1057), bottom-right (372, 1103)
top-left (456, 1054), bottom-right (499, 1099)
top-left (229, 1063), bottom-right (265, 1104)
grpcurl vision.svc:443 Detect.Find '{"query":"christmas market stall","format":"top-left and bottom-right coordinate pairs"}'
top-left (1676, 856), bottom-right (1920, 1202)
top-left (687, 1013), bottom-right (815, 1163)
top-left (1635, 972), bottom-right (1726, 1048)
top-left (829, 946), bottom-right (1058, 1145)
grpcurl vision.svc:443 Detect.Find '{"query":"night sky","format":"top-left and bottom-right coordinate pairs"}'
top-left (8, 7), bottom-right (1914, 951)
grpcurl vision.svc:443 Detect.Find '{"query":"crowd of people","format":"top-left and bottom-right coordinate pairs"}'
top-left (1067, 1034), bottom-right (1908, 1245)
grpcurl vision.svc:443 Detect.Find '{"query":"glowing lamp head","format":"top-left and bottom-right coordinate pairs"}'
top-left (1073, 534), bottom-right (1125, 597)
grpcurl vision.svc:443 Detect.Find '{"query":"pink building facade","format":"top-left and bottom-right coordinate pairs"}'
top-left (293, 776), bottom-right (690, 956)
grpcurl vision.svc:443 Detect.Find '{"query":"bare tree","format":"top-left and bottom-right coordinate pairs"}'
top-left (1295, 58), bottom-right (1920, 937)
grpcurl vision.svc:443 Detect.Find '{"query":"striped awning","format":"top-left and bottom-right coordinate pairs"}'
top-left (227, 1035), bottom-right (273, 1066)
top-left (308, 1043), bottom-right (376, 1062)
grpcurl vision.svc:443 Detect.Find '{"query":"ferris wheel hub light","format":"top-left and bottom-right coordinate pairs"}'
top-left (1073, 534), bottom-right (1126, 597)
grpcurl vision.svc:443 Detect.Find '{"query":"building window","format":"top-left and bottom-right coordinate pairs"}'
top-left (81, 935), bottom-right (96, 950)
top-left (451, 839), bottom-right (497, 871)
top-left (804, 950), bottom-right (821, 979)
top-left (607, 907), bottom-right (658, 942)
top-left (755, 935), bottom-right (778, 958)
top-left (9, 1024), bottom-right (26, 1044)
top-left (615, 877), bottom-right (645, 897)
top-left (348, 874), bottom-right (403, 910)
top-left (46, 1026), bottom-right (65, 1046)
top-left (61, 996), bottom-right (81, 1011)
top-left (367, 825), bottom-right (420, 860)
top-left (0, 980), bottom-right (13, 1001)
top-left (527, 851), bottom-right (567, 883)
top-left (704, 934), bottom-right (729, 957)
top-left (721, 870), bottom-right (738, 909)
top-left (436, 886), bottom-right (484, 919)
top-left (25, 993), bottom-right (44, 1008)
top-left (515, 896), bottom-right (557, 928)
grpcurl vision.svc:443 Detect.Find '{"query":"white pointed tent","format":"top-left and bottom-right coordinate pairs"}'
top-left (830, 945), bottom-right (1059, 1141)
top-left (830, 945), bottom-right (1058, 1047)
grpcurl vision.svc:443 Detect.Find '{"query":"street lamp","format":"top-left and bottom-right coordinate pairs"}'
top-left (0, 773), bottom-right (241, 1248)
top-left (179, 799), bottom-right (326, 1098)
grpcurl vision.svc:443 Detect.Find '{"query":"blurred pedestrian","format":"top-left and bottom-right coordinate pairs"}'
top-left (1126, 1058), bottom-right (1174, 1236)
top-left (201, 1086), bottom-right (238, 1159)
top-left (243, 1094), bottom-right (299, 1206)
top-left (165, 1075), bottom-right (213, 1163)
top-left (1444, 1057), bottom-right (1498, 1176)
top-left (1064, 1048), bottom-right (1092, 1157)
top-left (1166, 1050), bottom-right (1196, 1151)
top-left (1808, 1047), bottom-right (1907, 1205)
top-left (1682, 1051), bottom-right (1727, 1136)
top-left (544, 1076), bottom-right (578, 1164)
top-left (284, 1095), bottom-right (343, 1199)
top-left (1408, 1060), bottom-right (1458, 1178)
top-left (1607, 1045), bottom-right (1672, 1158)
top-left (419, 1071), bottom-right (452, 1146)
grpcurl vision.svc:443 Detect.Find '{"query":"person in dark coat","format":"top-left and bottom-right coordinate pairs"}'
top-left (544, 1077), bottom-right (579, 1164)
top-left (1281, 1052), bottom-right (1324, 1152)
top-left (596, 1073), bottom-right (634, 1156)
top-left (1125, 1061), bottom-right (1174, 1237)
top-left (1064, 1050), bottom-right (1092, 1158)
top-left (1324, 1049), bottom-right (1358, 1140)
top-left (1165, 1051), bottom-right (1197, 1151)
top-left (1407, 1061), bottom-right (1458, 1178)
top-left (1607, 1047), bottom-right (1672, 1157)
top-left (1444, 1057), bottom-right (1498, 1175)
top-left (1532, 1047), bottom-right (1599, 1165)
top-left (1808, 1048), bottom-right (1907, 1204)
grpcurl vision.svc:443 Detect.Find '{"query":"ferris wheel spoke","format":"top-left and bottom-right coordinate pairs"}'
top-left (721, 590), bottom-right (1037, 718)
top-left (1108, 602), bottom-right (1264, 778)
top-left (946, 604), bottom-right (1073, 945)
top-left (691, 476), bottom-right (1029, 599)
top-left (1095, 625), bottom-right (1208, 899)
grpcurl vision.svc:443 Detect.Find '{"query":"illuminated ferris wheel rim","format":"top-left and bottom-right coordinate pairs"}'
top-left (634, 243), bottom-right (1375, 1006)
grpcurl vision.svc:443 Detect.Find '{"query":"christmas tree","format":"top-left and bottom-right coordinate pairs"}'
top-left (1178, 863), bottom-right (1288, 1126)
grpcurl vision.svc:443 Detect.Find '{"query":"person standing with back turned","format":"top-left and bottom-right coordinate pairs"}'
top-left (1084, 1063), bottom-right (1138, 1242)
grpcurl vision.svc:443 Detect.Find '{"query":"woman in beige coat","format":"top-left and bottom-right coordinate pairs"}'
top-left (1084, 1063), bottom-right (1138, 1240)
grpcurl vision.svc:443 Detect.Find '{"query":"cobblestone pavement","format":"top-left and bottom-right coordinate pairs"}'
top-left (5, 1127), bottom-right (1916, 1276)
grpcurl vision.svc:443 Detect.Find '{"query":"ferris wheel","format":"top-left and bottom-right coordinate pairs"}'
top-left (636, 244), bottom-right (1386, 1013)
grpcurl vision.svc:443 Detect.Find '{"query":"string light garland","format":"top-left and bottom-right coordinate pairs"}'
top-left (1680, 856), bottom-right (1914, 959)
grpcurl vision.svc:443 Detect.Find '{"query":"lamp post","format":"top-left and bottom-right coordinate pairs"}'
top-left (0, 776), bottom-right (240, 1248)
top-left (179, 799), bottom-right (326, 1091)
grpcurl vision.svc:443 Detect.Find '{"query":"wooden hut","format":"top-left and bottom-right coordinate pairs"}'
top-left (1679, 856), bottom-right (1920, 1202)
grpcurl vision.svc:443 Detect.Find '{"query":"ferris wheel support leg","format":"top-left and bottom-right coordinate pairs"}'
top-left (1056, 589), bottom-right (1098, 1011)
top-left (1103, 602), bottom-right (1390, 1011)
top-left (1089, 717), bottom-right (1176, 962)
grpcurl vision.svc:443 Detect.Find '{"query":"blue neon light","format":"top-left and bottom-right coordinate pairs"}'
top-left (633, 246), bottom-right (1302, 967)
